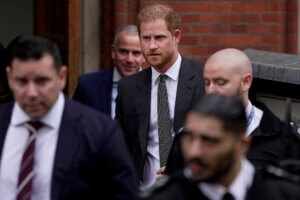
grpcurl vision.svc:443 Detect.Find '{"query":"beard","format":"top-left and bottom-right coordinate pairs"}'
top-left (187, 145), bottom-right (236, 184)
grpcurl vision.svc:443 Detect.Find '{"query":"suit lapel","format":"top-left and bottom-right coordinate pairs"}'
top-left (51, 98), bottom-right (83, 200)
top-left (174, 58), bottom-right (198, 132)
top-left (134, 68), bottom-right (152, 156)
top-left (99, 67), bottom-right (114, 115)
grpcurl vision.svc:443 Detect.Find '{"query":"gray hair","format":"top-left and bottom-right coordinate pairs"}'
top-left (113, 24), bottom-right (139, 46)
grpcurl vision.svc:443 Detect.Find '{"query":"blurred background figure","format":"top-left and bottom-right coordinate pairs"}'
top-left (0, 42), bottom-right (12, 103)
top-left (73, 24), bottom-right (145, 119)
top-left (141, 94), bottom-right (300, 200)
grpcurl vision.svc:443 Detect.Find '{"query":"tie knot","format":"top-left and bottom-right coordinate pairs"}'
top-left (159, 74), bottom-right (168, 82)
top-left (26, 121), bottom-right (43, 132)
top-left (222, 192), bottom-right (235, 200)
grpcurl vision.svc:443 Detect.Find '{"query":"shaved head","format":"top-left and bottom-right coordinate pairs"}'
top-left (204, 48), bottom-right (253, 106)
top-left (206, 48), bottom-right (252, 76)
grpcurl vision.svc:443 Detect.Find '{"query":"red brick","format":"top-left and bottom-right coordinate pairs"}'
top-left (231, 3), bottom-right (249, 12)
top-left (230, 25), bottom-right (247, 33)
top-left (220, 14), bottom-right (260, 23)
top-left (190, 3), bottom-right (210, 12)
top-left (211, 25), bottom-right (230, 33)
top-left (115, 14), bottom-right (127, 24)
top-left (199, 14), bottom-right (218, 23)
top-left (181, 36), bottom-right (199, 45)
top-left (287, 23), bottom-right (298, 33)
top-left (170, 3), bottom-right (191, 12)
top-left (262, 35), bottom-right (285, 44)
top-left (190, 25), bottom-right (211, 33)
top-left (115, 1), bottom-right (127, 12)
top-left (270, 24), bottom-right (285, 33)
top-left (287, 34), bottom-right (298, 43)
top-left (287, 1), bottom-right (298, 11)
top-left (287, 13), bottom-right (298, 23)
top-left (182, 15), bottom-right (200, 23)
top-left (200, 36), bottom-right (220, 44)
top-left (220, 35), bottom-right (261, 45)
top-left (262, 13), bottom-right (285, 23)
top-left (191, 46), bottom-right (211, 55)
top-left (286, 45), bottom-right (298, 54)
top-left (248, 24), bottom-right (270, 33)
top-left (180, 25), bottom-right (190, 33)
top-left (270, 2), bottom-right (285, 11)
top-left (128, 1), bottom-right (139, 12)
top-left (178, 46), bottom-right (192, 55)
top-left (210, 3), bottom-right (230, 12)
top-left (249, 2), bottom-right (270, 12)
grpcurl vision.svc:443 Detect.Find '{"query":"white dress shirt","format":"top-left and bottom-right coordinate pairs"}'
top-left (198, 158), bottom-right (255, 200)
top-left (111, 67), bottom-right (122, 119)
top-left (246, 101), bottom-right (263, 136)
top-left (139, 55), bottom-right (182, 191)
top-left (0, 92), bottom-right (65, 200)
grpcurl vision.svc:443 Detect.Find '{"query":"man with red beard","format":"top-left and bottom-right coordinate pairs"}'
top-left (141, 94), bottom-right (300, 200)
top-left (116, 4), bottom-right (205, 190)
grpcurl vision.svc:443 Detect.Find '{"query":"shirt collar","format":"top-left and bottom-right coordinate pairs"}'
top-left (246, 100), bottom-right (253, 119)
top-left (151, 54), bottom-right (182, 84)
top-left (113, 67), bottom-right (123, 82)
top-left (198, 158), bottom-right (255, 200)
top-left (11, 92), bottom-right (65, 129)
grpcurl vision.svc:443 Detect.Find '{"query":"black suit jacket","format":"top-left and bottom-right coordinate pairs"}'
top-left (0, 97), bottom-right (138, 200)
top-left (140, 169), bottom-right (300, 200)
top-left (73, 67), bottom-right (114, 116)
top-left (116, 57), bottom-right (205, 180)
top-left (165, 101), bottom-right (300, 174)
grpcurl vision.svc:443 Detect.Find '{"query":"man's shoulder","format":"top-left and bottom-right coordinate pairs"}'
top-left (140, 171), bottom-right (203, 200)
top-left (181, 57), bottom-right (204, 71)
top-left (78, 67), bottom-right (113, 83)
top-left (64, 97), bottom-right (115, 126)
top-left (249, 167), bottom-right (300, 199)
top-left (118, 68), bottom-right (151, 86)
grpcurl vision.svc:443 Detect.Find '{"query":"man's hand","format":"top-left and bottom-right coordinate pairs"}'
top-left (156, 166), bottom-right (166, 181)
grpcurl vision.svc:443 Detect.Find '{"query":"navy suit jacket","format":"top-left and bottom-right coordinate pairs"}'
top-left (116, 57), bottom-right (205, 180)
top-left (0, 97), bottom-right (138, 200)
top-left (73, 67), bottom-right (114, 116)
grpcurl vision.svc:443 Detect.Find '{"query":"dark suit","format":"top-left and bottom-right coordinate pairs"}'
top-left (116, 57), bottom-right (205, 180)
top-left (0, 97), bottom-right (138, 200)
top-left (73, 67), bottom-right (114, 116)
top-left (165, 101), bottom-right (300, 174)
top-left (140, 169), bottom-right (300, 200)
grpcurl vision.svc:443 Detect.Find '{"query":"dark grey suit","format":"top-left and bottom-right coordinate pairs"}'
top-left (116, 57), bottom-right (205, 180)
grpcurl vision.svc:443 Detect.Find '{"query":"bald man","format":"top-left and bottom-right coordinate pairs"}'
top-left (165, 48), bottom-right (299, 174)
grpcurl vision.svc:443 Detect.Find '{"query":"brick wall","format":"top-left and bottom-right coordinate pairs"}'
top-left (100, 0), bottom-right (298, 69)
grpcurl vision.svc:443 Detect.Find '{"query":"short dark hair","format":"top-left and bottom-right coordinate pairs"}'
top-left (191, 94), bottom-right (247, 135)
top-left (8, 36), bottom-right (62, 71)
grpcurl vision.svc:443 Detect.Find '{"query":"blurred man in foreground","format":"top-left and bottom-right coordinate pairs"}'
top-left (142, 94), bottom-right (300, 200)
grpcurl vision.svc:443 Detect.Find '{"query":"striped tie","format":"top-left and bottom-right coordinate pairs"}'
top-left (16, 121), bottom-right (43, 200)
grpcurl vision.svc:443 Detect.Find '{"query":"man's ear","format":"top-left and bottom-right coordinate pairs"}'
top-left (239, 135), bottom-right (251, 156)
top-left (173, 29), bottom-right (181, 45)
top-left (58, 66), bottom-right (68, 90)
top-left (242, 73), bottom-right (252, 92)
top-left (6, 66), bottom-right (13, 90)
top-left (111, 45), bottom-right (116, 60)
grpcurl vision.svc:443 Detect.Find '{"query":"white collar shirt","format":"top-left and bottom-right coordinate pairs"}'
top-left (198, 158), bottom-right (255, 200)
top-left (139, 54), bottom-right (182, 191)
top-left (0, 92), bottom-right (65, 200)
top-left (246, 101), bottom-right (263, 136)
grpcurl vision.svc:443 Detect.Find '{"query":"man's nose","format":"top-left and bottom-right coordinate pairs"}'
top-left (149, 38), bottom-right (158, 50)
top-left (27, 83), bottom-right (38, 97)
top-left (206, 84), bottom-right (216, 94)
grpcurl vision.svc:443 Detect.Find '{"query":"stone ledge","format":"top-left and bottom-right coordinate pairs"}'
top-left (244, 49), bottom-right (300, 85)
